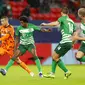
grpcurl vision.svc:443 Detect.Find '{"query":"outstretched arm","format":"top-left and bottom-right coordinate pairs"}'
top-left (41, 21), bottom-right (60, 26)
top-left (40, 21), bottom-right (60, 32)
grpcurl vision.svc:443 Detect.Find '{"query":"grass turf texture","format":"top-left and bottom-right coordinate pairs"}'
top-left (0, 65), bottom-right (85, 85)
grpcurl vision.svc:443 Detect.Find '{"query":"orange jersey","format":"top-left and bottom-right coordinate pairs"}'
top-left (0, 25), bottom-right (15, 56)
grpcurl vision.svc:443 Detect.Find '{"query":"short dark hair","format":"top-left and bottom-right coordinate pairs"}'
top-left (61, 7), bottom-right (69, 14)
top-left (1, 16), bottom-right (8, 19)
top-left (19, 16), bottom-right (28, 23)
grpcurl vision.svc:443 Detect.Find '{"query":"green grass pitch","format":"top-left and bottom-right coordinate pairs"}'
top-left (0, 65), bottom-right (85, 85)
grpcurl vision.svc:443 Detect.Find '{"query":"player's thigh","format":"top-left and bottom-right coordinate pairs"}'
top-left (27, 44), bottom-right (35, 52)
top-left (52, 51), bottom-right (60, 60)
top-left (18, 44), bottom-right (27, 55)
top-left (54, 42), bottom-right (72, 57)
top-left (27, 44), bottom-right (37, 55)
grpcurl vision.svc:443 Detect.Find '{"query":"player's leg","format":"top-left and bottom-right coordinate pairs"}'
top-left (44, 43), bottom-right (72, 79)
top-left (28, 44), bottom-right (43, 77)
top-left (10, 44), bottom-right (34, 76)
top-left (0, 47), bottom-right (7, 75)
top-left (76, 43), bottom-right (85, 62)
top-left (16, 44), bottom-right (34, 76)
top-left (15, 58), bottom-right (34, 77)
top-left (0, 49), bottom-right (20, 75)
top-left (55, 43), bottom-right (72, 79)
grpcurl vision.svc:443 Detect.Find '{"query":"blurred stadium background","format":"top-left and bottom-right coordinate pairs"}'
top-left (0, 0), bottom-right (85, 85)
top-left (0, 0), bottom-right (85, 65)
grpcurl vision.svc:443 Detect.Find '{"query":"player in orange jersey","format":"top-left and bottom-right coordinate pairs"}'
top-left (0, 16), bottom-right (34, 76)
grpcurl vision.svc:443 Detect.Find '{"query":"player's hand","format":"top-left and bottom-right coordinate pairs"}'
top-left (46, 28), bottom-right (52, 32)
top-left (70, 35), bottom-right (79, 41)
top-left (40, 23), bottom-right (47, 26)
top-left (41, 28), bottom-right (52, 32)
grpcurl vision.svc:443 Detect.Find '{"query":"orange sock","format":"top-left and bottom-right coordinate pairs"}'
top-left (19, 61), bottom-right (31, 74)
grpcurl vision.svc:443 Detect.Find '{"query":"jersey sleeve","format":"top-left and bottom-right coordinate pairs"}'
top-left (58, 16), bottom-right (63, 24)
top-left (15, 26), bottom-right (20, 36)
top-left (31, 24), bottom-right (40, 31)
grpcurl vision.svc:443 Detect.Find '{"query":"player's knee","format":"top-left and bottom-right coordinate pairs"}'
top-left (52, 52), bottom-right (59, 61)
top-left (33, 56), bottom-right (38, 60)
top-left (11, 56), bottom-right (17, 61)
top-left (11, 53), bottom-right (19, 61)
top-left (52, 56), bottom-right (59, 61)
top-left (76, 55), bottom-right (82, 61)
top-left (16, 58), bottom-right (21, 64)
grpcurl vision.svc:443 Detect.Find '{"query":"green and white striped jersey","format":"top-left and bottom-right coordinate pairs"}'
top-left (58, 16), bottom-right (76, 43)
top-left (15, 23), bottom-right (40, 45)
top-left (80, 22), bottom-right (85, 43)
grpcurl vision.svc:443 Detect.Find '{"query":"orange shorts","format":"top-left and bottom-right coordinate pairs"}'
top-left (0, 47), bottom-right (14, 58)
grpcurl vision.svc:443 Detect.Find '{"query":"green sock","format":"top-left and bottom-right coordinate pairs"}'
top-left (57, 59), bottom-right (68, 72)
top-left (5, 59), bottom-right (14, 71)
top-left (78, 56), bottom-right (85, 62)
top-left (52, 60), bottom-right (57, 73)
top-left (35, 58), bottom-right (42, 73)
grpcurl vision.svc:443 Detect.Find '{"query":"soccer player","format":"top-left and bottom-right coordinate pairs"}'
top-left (41, 7), bottom-right (76, 79)
top-left (71, 8), bottom-right (85, 63)
top-left (0, 16), bottom-right (34, 77)
top-left (0, 16), bottom-right (50, 77)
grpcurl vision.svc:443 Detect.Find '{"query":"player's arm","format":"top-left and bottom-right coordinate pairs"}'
top-left (40, 17), bottom-right (63, 31)
top-left (40, 21), bottom-right (60, 32)
top-left (40, 28), bottom-right (52, 32)
top-left (41, 21), bottom-right (60, 26)
top-left (31, 23), bottom-right (51, 32)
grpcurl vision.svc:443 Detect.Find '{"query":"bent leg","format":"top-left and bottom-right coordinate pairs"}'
top-left (17, 58), bottom-right (31, 74)
top-left (5, 49), bottom-right (20, 71)
top-left (52, 51), bottom-right (68, 73)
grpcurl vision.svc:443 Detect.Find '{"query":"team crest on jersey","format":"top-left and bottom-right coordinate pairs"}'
top-left (19, 28), bottom-right (34, 33)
